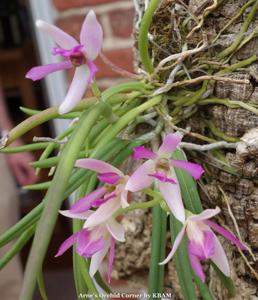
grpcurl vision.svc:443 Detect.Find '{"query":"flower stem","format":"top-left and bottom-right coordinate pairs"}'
top-left (138, 0), bottom-right (160, 73)
top-left (35, 123), bottom-right (77, 175)
top-left (20, 106), bottom-right (81, 119)
top-left (148, 205), bottom-right (167, 298)
top-left (114, 198), bottom-right (160, 218)
top-left (0, 203), bottom-right (43, 247)
top-left (170, 216), bottom-right (198, 300)
top-left (205, 121), bottom-right (239, 143)
top-left (0, 224), bottom-right (35, 269)
top-left (0, 142), bottom-right (51, 154)
top-left (3, 98), bottom-right (96, 147)
top-left (94, 95), bottom-right (162, 151)
top-left (19, 105), bottom-right (104, 300)
top-left (73, 182), bottom-right (100, 298)
top-left (218, 1), bottom-right (258, 59)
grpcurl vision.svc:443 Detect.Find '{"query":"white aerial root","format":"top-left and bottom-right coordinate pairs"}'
top-left (33, 136), bottom-right (68, 145)
top-left (155, 35), bottom-right (208, 73)
top-left (187, 0), bottom-right (218, 38)
top-left (154, 61), bottom-right (183, 95)
top-left (179, 141), bottom-right (237, 151)
top-left (133, 0), bottom-right (143, 30)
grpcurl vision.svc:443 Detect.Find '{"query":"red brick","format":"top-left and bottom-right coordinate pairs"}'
top-left (54, 0), bottom-right (120, 10)
top-left (56, 15), bottom-right (109, 41)
top-left (109, 8), bottom-right (134, 38)
top-left (95, 48), bottom-right (134, 79)
top-left (56, 16), bottom-right (95, 41)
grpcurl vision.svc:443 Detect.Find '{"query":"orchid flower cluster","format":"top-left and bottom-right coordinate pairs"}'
top-left (55, 133), bottom-right (246, 283)
top-left (20, 9), bottom-right (248, 296)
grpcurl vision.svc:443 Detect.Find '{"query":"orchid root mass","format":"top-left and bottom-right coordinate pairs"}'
top-left (0, 2), bottom-right (256, 300)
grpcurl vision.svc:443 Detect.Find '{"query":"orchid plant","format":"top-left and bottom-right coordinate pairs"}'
top-left (0, 3), bottom-right (252, 300)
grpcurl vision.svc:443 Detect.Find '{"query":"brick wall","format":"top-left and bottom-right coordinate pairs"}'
top-left (52, 0), bottom-right (135, 90)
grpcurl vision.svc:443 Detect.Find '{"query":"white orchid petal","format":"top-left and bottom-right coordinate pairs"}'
top-left (210, 233), bottom-right (230, 277)
top-left (189, 207), bottom-right (221, 222)
top-left (59, 209), bottom-right (93, 220)
top-left (59, 65), bottom-right (90, 114)
top-left (84, 198), bottom-right (120, 228)
top-left (121, 189), bottom-right (129, 208)
top-left (80, 10), bottom-right (103, 60)
top-left (160, 224), bottom-right (187, 265)
top-left (158, 170), bottom-right (185, 222)
top-left (106, 219), bottom-right (125, 242)
top-left (75, 158), bottom-right (123, 176)
top-left (125, 160), bottom-right (155, 192)
top-left (89, 240), bottom-right (110, 277)
top-left (36, 20), bottom-right (78, 49)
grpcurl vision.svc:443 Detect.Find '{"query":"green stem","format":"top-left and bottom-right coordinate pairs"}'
top-left (192, 273), bottom-right (215, 300)
top-left (138, 0), bottom-right (160, 73)
top-left (212, 0), bottom-right (256, 43)
top-left (114, 198), bottom-right (160, 218)
top-left (73, 250), bottom-right (88, 296)
top-left (4, 89), bottom-right (137, 147)
top-left (37, 269), bottom-right (48, 300)
top-left (170, 216), bottom-right (198, 300)
top-left (198, 97), bottom-right (258, 115)
top-left (157, 209), bottom-right (167, 293)
top-left (102, 81), bottom-right (152, 102)
top-left (93, 99), bottom-right (140, 146)
top-left (4, 98), bottom-right (96, 146)
top-left (95, 272), bottom-right (112, 293)
top-left (94, 96), bottom-right (162, 150)
top-left (174, 81), bottom-right (208, 107)
top-left (35, 123), bottom-right (77, 175)
top-left (20, 105), bottom-right (104, 300)
top-left (20, 106), bottom-right (81, 119)
top-left (205, 121), bottom-right (239, 142)
top-left (0, 225), bottom-right (35, 269)
top-left (23, 181), bottom-right (51, 191)
top-left (218, 54), bottom-right (257, 75)
top-left (81, 259), bottom-right (100, 298)
top-left (148, 205), bottom-right (167, 298)
top-left (0, 142), bottom-right (52, 154)
top-left (173, 150), bottom-right (203, 213)
top-left (0, 203), bottom-right (43, 247)
top-left (218, 1), bottom-right (258, 59)
top-left (32, 151), bottom-right (90, 169)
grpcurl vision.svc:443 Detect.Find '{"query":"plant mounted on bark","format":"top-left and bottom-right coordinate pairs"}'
top-left (0, 1), bottom-right (257, 300)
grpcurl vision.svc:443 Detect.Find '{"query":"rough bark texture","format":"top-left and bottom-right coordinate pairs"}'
top-left (113, 0), bottom-right (258, 299)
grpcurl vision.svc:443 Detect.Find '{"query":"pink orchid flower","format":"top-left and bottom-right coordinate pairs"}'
top-left (73, 158), bottom-right (130, 228)
top-left (125, 133), bottom-right (204, 222)
top-left (55, 209), bottom-right (125, 282)
top-left (26, 10), bottom-right (103, 114)
top-left (160, 207), bottom-right (247, 282)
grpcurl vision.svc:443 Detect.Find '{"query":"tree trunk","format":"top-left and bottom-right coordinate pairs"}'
top-left (113, 1), bottom-right (258, 298)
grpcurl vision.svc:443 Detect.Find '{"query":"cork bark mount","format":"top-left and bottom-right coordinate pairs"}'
top-left (114, 1), bottom-right (258, 299)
